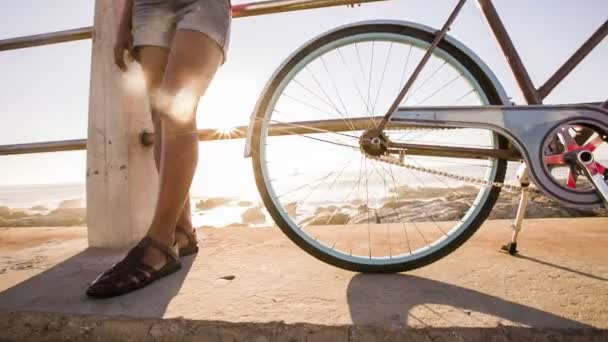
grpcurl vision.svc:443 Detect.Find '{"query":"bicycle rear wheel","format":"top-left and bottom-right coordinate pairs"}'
top-left (251, 22), bottom-right (508, 273)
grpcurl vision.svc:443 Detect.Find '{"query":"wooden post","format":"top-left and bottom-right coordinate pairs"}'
top-left (86, 0), bottom-right (158, 247)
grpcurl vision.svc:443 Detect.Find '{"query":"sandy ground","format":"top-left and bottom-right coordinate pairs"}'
top-left (0, 219), bottom-right (607, 340)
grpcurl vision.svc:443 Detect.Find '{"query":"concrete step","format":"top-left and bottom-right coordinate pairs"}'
top-left (0, 218), bottom-right (607, 341)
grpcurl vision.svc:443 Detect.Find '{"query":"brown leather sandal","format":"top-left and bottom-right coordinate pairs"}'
top-left (86, 237), bottom-right (181, 299)
top-left (176, 225), bottom-right (199, 257)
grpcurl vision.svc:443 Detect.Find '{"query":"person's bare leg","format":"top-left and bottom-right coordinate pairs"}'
top-left (146, 30), bottom-right (223, 248)
top-left (137, 46), bottom-right (196, 249)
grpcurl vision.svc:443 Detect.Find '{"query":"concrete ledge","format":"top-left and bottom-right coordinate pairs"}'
top-left (1, 219), bottom-right (607, 341)
top-left (1, 311), bottom-right (607, 342)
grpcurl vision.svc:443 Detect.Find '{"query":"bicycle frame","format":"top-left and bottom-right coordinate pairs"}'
top-left (378, 0), bottom-right (608, 130)
top-left (477, 0), bottom-right (608, 105)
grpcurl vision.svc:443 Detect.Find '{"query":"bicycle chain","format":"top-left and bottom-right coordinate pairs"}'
top-left (369, 125), bottom-right (538, 193)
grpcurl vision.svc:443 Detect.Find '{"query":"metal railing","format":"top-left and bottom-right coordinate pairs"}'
top-left (0, 0), bottom-right (383, 156)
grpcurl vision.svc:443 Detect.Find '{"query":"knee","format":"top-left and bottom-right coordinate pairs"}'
top-left (152, 88), bottom-right (198, 133)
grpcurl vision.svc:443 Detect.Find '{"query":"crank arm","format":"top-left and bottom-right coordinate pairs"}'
top-left (386, 142), bottom-right (521, 161)
top-left (572, 151), bottom-right (608, 209)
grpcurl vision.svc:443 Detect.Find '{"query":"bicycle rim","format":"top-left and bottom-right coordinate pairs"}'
top-left (252, 23), bottom-right (508, 272)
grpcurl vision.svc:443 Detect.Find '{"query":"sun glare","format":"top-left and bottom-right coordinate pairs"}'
top-left (153, 88), bottom-right (199, 125)
top-left (121, 63), bottom-right (147, 95)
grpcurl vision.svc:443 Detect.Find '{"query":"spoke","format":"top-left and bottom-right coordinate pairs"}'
top-left (385, 162), bottom-right (413, 254)
top-left (337, 47), bottom-right (375, 123)
top-left (369, 159), bottom-right (395, 258)
top-left (276, 167), bottom-right (343, 200)
top-left (371, 42), bottom-right (393, 115)
top-left (319, 55), bottom-right (357, 132)
top-left (367, 41), bottom-right (375, 115)
top-left (545, 153), bottom-right (566, 166)
top-left (281, 92), bottom-right (349, 124)
top-left (354, 42), bottom-right (369, 85)
top-left (407, 157), bottom-right (483, 224)
top-left (364, 156), bottom-right (372, 259)
top-left (354, 43), bottom-right (378, 127)
top-left (303, 65), bottom-right (353, 129)
top-left (596, 162), bottom-right (606, 174)
top-left (567, 167), bottom-right (578, 188)
top-left (369, 158), bottom-right (416, 257)
top-left (372, 157), bottom-right (448, 240)
top-left (583, 135), bottom-right (604, 152)
top-left (258, 113), bottom-right (360, 140)
top-left (451, 88), bottom-right (476, 105)
top-left (328, 155), bottom-right (369, 250)
top-left (303, 159), bottom-right (353, 227)
top-left (264, 125), bottom-right (359, 151)
top-left (290, 79), bottom-right (346, 119)
top-left (280, 161), bottom-right (352, 227)
top-left (415, 72), bottom-right (464, 106)
top-left (404, 60), bottom-right (447, 104)
top-left (399, 46), bottom-right (413, 92)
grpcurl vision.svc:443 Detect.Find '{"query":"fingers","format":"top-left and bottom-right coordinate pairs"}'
top-left (114, 46), bottom-right (127, 71)
top-left (114, 46), bottom-right (136, 72)
top-left (114, 36), bottom-right (134, 71)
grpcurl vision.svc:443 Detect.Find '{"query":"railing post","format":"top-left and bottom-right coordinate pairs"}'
top-left (86, 0), bottom-right (158, 247)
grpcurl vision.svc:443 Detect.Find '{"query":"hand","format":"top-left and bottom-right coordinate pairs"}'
top-left (114, 24), bottom-right (134, 71)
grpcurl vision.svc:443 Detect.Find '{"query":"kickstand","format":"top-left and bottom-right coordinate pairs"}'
top-left (500, 163), bottom-right (530, 255)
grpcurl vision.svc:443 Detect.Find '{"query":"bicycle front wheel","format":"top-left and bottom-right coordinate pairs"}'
top-left (251, 22), bottom-right (508, 273)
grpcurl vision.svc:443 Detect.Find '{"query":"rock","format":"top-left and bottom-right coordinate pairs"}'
top-left (285, 202), bottom-right (297, 217)
top-left (357, 204), bottom-right (369, 214)
top-left (381, 201), bottom-right (409, 210)
top-left (196, 197), bottom-right (233, 210)
top-left (241, 207), bottom-right (265, 225)
top-left (350, 199), bottom-right (365, 206)
top-left (198, 225), bottom-right (217, 229)
top-left (314, 206), bottom-right (335, 215)
top-left (44, 208), bottom-right (87, 226)
top-left (237, 201), bottom-right (254, 207)
top-left (0, 208), bottom-right (87, 227)
top-left (57, 198), bottom-right (85, 209)
top-left (390, 185), bottom-right (479, 200)
top-left (8, 211), bottom-right (28, 219)
top-left (223, 223), bottom-right (248, 228)
top-left (0, 206), bottom-right (11, 218)
top-left (307, 212), bottom-right (350, 225)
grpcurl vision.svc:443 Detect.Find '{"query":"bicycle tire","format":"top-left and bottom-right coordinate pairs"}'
top-left (251, 21), bottom-right (509, 273)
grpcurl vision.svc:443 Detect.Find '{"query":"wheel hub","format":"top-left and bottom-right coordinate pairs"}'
top-left (360, 128), bottom-right (388, 157)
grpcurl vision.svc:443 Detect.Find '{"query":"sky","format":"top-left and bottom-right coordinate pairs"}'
top-left (0, 0), bottom-right (606, 190)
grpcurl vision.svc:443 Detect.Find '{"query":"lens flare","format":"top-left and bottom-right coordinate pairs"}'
top-left (121, 63), bottom-right (147, 95)
top-left (153, 88), bottom-right (199, 125)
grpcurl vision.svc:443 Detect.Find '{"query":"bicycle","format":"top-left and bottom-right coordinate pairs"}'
top-left (242, 0), bottom-right (608, 273)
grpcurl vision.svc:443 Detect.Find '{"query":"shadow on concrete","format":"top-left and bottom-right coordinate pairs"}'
top-left (0, 247), bottom-right (195, 318)
top-left (515, 254), bottom-right (608, 282)
top-left (347, 273), bottom-right (594, 329)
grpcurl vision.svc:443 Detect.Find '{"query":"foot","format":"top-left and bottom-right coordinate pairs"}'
top-left (86, 237), bottom-right (181, 298)
top-left (175, 225), bottom-right (199, 257)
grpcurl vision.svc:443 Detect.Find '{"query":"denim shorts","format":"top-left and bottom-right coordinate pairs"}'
top-left (132, 0), bottom-right (232, 64)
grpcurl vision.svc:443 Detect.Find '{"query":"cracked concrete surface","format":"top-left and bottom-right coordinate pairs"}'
top-left (0, 218), bottom-right (607, 341)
